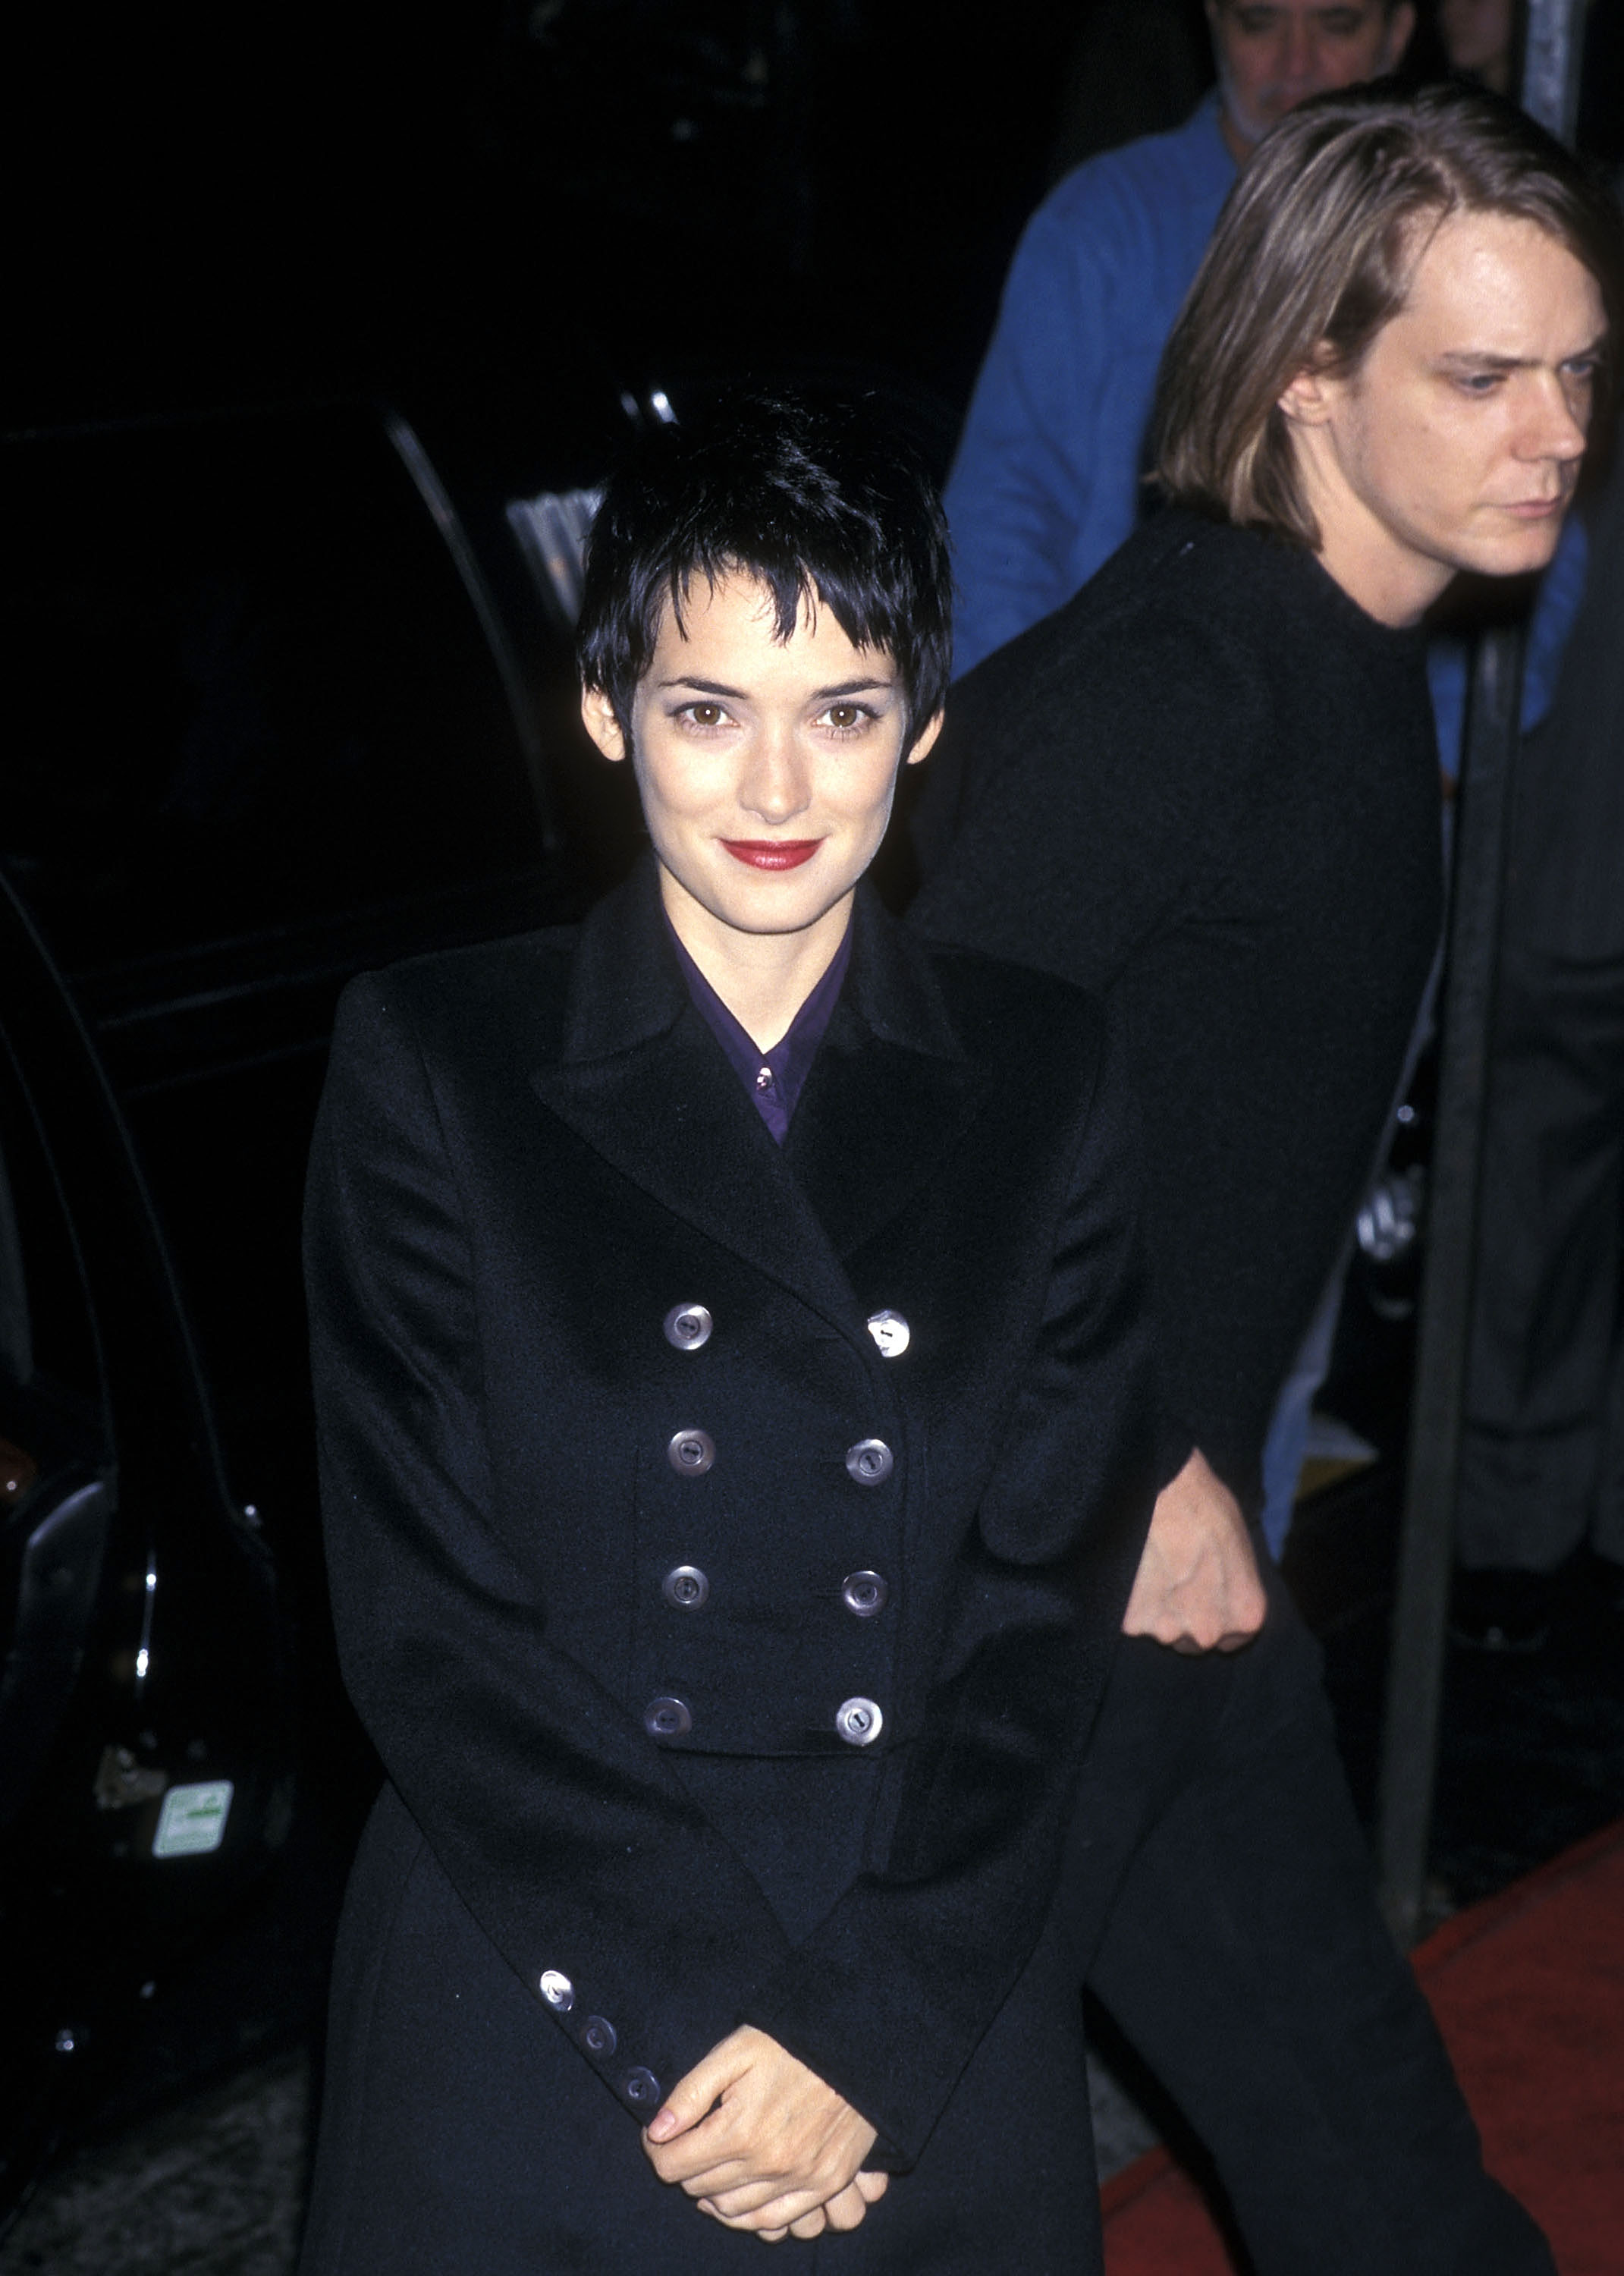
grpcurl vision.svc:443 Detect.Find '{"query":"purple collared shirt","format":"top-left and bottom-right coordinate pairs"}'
top-left (667, 916), bottom-right (853, 1145)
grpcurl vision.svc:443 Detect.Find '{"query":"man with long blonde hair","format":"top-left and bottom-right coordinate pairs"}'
top-left (914, 79), bottom-right (1616, 2274)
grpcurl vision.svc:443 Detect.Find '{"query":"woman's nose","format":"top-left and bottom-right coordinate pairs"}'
top-left (739, 728), bottom-right (812, 822)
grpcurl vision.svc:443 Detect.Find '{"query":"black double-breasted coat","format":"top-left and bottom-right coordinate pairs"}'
top-left (300, 861), bottom-right (1157, 2273)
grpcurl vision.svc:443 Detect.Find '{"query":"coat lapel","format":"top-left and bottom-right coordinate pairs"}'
top-left (529, 863), bottom-right (981, 1323)
top-left (785, 891), bottom-right (981, 1262)
top-left (529, 863), bottom-right (856, 1329)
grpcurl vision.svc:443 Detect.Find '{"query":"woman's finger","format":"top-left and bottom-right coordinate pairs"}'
top-left (677, 2158), bottom-right (768, 2202)
top-left (701, 2179), bottom-right (805, 2218)
top-left (818, 2180), bottom-right (874, 2233)
top-left (645, 2039), bottom-right (751, 2147)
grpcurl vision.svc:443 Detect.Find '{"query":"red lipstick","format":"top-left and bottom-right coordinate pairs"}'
top-left (721, 839), bottom-right (821, 871)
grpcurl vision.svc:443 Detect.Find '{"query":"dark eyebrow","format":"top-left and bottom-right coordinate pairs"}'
top-left (1438, 335), bottom-right (1607, 373)
top-left (655, 674), bottom-right (897, 699)
top-left (1438, 352), bottom-right (1534, 373)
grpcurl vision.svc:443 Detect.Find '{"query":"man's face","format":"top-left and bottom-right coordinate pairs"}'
top-left (1288, 210), bottom-right (1606, 620)
top-left (1208, 2), bottom-right (1416, 152)
top-left (580, 569), bottom-right (938, 954)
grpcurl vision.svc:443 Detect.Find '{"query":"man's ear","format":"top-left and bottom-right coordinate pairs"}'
top-left (905, 709), bottom-right (947, 766)
top-left (1277, 352), bottom-right (1341, 430)
top-left (580, 682), bottom-right (630, 763)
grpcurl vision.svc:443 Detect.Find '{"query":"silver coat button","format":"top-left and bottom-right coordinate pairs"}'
top-left (539, 1970), bottom-right (575, 2011)
top-left (842, 1570), bottom-right (888, 1617)
top-left (662, 1564), bottom-right (709, 1610)
top-left (835, 1696), bottom-right (884, 1746)
top-left (668, 1428), bottom-right (715, 1476)
top-left (865, 1309), bottom-right (910, 1358)
top-left (664, 1303), bottom-right (713, 1352)
top-left (624, 2067), bottom-right (661, 2107)
top-left (845, 1438), bottom-right (894, 1485)
top-left (581, 2015), bottom-right (617, 2057)
top-left (645, 1696), bottom-right (693, 1740)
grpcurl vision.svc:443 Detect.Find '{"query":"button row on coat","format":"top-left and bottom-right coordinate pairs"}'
top-left (668, 1427), bottom-right (894, 1486)
top-left (643, 1693), bottom-right (884, 1747)
top-left (661, 1303), bottom-right (910, 1359)
top-left (658, 1565), bottom-right (887, 1617)
top-left (539, 1972), bottom-right (661, 2109)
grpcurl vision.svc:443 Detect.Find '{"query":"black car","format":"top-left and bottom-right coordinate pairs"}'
top-left (0, 388), bottom-right (646, 2207)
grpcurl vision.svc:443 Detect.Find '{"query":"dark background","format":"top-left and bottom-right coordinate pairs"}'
top-left (14, 3), bottom-right (1622, 473)
top-left (12, 0), bottom-right (1095, 442)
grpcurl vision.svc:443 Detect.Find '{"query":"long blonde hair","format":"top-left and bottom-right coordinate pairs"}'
top-left (1152, 82), bottom-right (1619, 547)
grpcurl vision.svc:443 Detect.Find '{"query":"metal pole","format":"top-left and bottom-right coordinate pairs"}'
top-left (1374, 0), bottom-right (1587, 1945)
top-left (1377, 630), bottom-right (1525, 1946)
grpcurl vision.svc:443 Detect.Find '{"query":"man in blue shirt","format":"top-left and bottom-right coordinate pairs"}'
top-left (946, 1), bottom-right (1418, 676)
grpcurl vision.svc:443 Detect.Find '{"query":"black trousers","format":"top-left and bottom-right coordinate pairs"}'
top-left (1460, 947), bottom-right (1624, 1571)
top-left (300, 1586), bottom-right (1550, 2274)
top-left (1071, 1570), bottom-right (1551, 2276)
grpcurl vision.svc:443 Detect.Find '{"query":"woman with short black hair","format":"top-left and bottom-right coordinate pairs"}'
top-left (298, 391), bottom-right (1157, 2271)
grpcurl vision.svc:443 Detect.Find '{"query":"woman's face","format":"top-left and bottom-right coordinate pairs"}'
top-left (581, 569), bottom-right (941, 943)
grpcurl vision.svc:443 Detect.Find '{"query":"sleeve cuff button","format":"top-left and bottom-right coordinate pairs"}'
top-left (581, 2015), bottom-right (618, 2057)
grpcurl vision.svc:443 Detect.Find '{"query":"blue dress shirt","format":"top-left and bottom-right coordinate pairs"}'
top-left (944, 96), bottom-right (1234, 679)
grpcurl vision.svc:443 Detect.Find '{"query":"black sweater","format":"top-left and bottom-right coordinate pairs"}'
top-left (909, 506), bottom-right (1442, 1511)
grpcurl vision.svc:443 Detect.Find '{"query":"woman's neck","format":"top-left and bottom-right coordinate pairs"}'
top-left (660, 872), bottom-right (853, 1051)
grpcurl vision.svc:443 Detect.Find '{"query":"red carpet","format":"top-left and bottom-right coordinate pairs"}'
top-left (1101, 1819), bottom-right (1624, 2276)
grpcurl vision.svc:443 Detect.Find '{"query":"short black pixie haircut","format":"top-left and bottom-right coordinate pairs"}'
top-left (576, 387), bottom-right (953, 753)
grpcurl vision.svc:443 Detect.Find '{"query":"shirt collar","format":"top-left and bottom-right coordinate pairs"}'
top-left (665, 912), bottom-right (853, 1145)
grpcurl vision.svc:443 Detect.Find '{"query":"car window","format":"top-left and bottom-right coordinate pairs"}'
top-left (4, 407), bottom-right (547, 976)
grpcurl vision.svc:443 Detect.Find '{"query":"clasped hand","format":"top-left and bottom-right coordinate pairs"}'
top-left (642, 2026), bottom-right (887, 2241)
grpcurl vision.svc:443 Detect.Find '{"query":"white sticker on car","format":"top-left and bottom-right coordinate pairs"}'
top-left (152, 1780), bottom-right (234, 1859)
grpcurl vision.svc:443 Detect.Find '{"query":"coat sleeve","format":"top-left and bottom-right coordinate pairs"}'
top-left (305, 972), bottom-right (803, 2119)
top-left (740, 1005), bottom-right (1160, 2164)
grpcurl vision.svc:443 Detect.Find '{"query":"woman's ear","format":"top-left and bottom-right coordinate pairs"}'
top-left (905, 709), bottom-right (947, 766)
top-left (580, 683), bottom-right (630, 762)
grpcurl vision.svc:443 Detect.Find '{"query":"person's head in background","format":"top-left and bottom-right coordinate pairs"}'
top-left (1154, 81), bottom-right (1619, 624)
top-left (1207, 1), bottom-right (1417, 161)
top-left (1438, 0), bottom-right (1515, 96)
